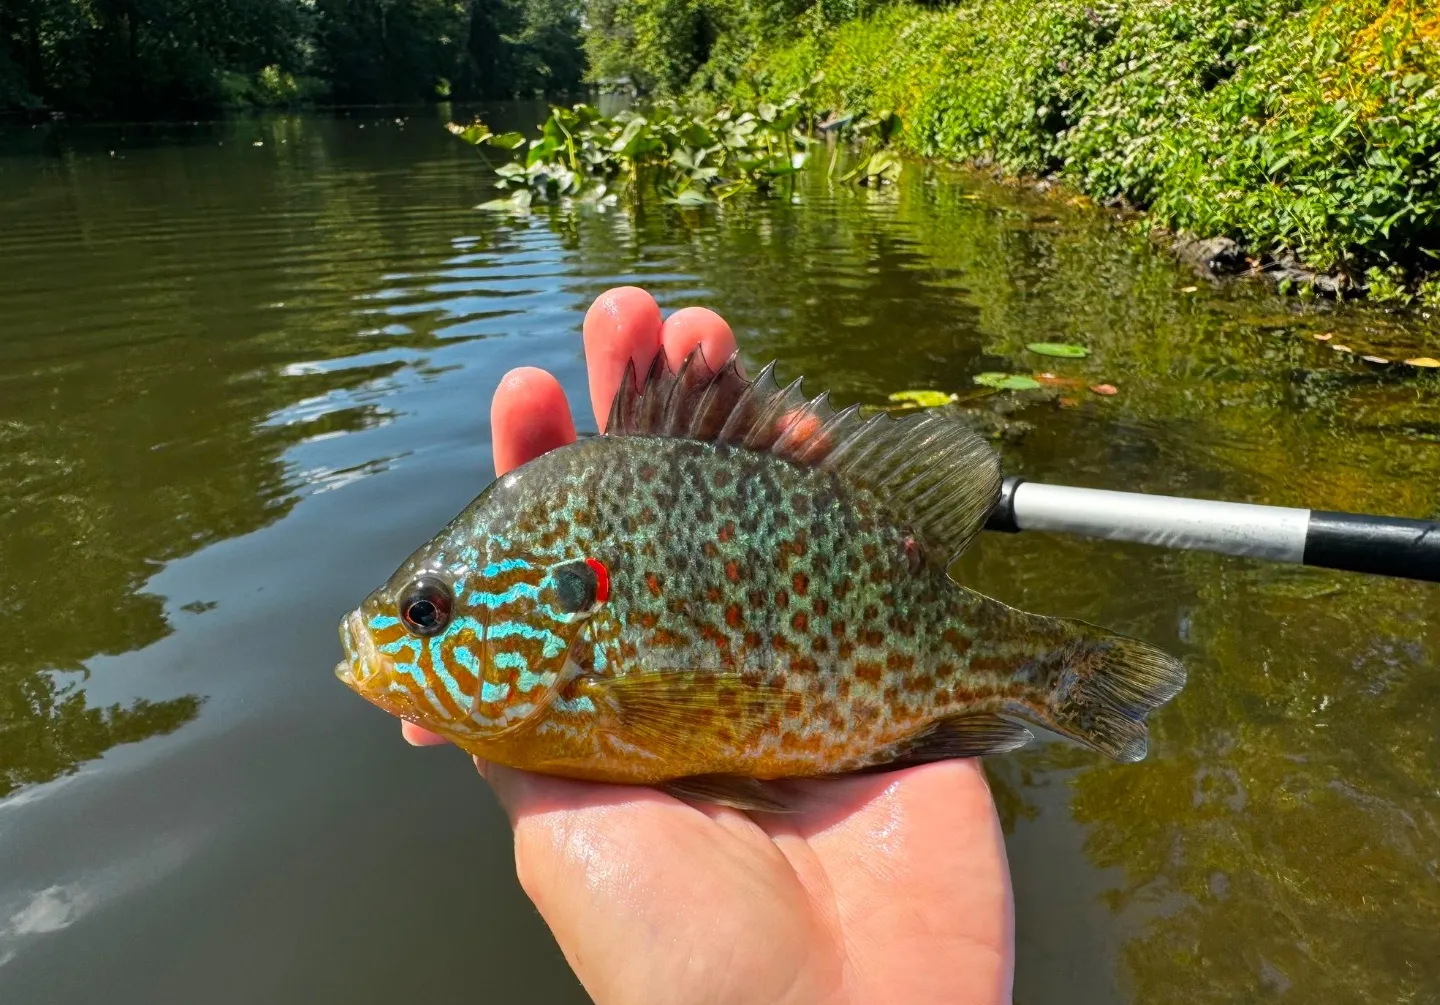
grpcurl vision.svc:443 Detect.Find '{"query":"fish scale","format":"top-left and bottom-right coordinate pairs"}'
top-left (336, 348), bottom-right (1187, 810)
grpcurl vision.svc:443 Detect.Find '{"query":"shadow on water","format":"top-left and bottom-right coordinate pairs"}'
top-left (0, 106), bottom-right (1436, 1003)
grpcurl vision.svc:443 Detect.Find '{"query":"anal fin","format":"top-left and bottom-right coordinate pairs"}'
top-left (858, 713), bottom-right (1034, 772)
top-left (661, 775), bottom-right (797, 813)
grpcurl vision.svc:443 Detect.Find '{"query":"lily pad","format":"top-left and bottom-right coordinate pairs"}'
top-left (476, 189), bottom-right (533, 212)
top-left (887, 389), bottom-right (956, 407)
top-left (1026, 342), bottom-right (1090, 358)
top-left (973, 372), bottom-right (1042, 391)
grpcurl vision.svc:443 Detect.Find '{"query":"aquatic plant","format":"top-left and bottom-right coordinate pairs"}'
top-left (446, 84), bottom-right (900, 209)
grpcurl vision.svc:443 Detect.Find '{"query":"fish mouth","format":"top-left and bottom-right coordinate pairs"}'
top-left (336, 609), bottom-right (384, 692)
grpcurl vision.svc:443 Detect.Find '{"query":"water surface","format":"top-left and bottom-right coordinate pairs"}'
top-left (1, 106), bottom-right (1437, 1004)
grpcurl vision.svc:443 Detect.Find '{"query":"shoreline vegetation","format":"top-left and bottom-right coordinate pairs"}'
top-left (7, 0), bottom-right (1437, 305)
top-left (582, 0), bottom-right (1440, 306)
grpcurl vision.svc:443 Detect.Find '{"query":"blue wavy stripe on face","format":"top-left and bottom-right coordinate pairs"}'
top-left (591, 644), bottom-right (608, 671)
top-left (368, 614), bottom-right (401, 630)
top-left (482, 557), bottom-right (532, 577)
top-left (492, 651), bottom-right (529, 671)
top-left (380, 637), bottom-right (420, 660)
top-left (481, 680), bottom-right (511, 703)
top-left (452, 644), bottom-right (482, 678)
top-left (468, 582), bottom-right (541, 608)
top-left (517, 668), bottom-right (555, 692)
top-left (428, 635), bottom-right (468, 708)
top-left (489, 621), bottom-right (566, 658)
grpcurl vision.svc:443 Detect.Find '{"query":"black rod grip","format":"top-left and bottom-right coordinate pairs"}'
top-left (984, 475), bottom-right (1025, 533)
top-left (1303, 511), bottom-right (1440, 583)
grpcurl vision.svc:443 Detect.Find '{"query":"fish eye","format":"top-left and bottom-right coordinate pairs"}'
top-left (552, 558), bottom-right (607, 614)
top-left (399, 575), bottom-right (452, 636)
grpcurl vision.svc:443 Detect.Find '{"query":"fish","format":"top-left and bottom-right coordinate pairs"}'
top-left (335, 348), bottom-right (1186, 811)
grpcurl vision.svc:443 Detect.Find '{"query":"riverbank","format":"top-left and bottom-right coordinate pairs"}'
top-left (729, 0), bottom-right (1439, 305)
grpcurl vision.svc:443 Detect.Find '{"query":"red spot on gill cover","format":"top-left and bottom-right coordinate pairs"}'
top-left (586, 557), bottom-right (610, 604)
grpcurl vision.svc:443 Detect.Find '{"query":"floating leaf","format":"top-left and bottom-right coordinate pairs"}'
top-left (476, 190), bottom-right (533, 212)
top-left (1026, 342), bottom-right (1089, 358)
top-left (973, 373), bottom-right (1042, 390)
top-left (1331, 344), bottom-right (1354, 353)
top-left (1313, 332), bottom-right (1334, 341)
top-left (887, 389), bottom-right (956, 407)
top-left (1405, 357), bottom-right (1440, 367)
top-left (490, 131), bottom-right (527, 150)
top-left (1361, 355), bottom-right (1390, 364)
top-left (666, 188), bottom-right (712, 207)
top-left (1089, 383), bottom-right (1119, 395)
top-left (1180, 286), bottom-right (1198, 293)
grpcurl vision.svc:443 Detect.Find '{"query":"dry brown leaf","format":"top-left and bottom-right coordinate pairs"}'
top-left (1089, 383), bottom-right (1119, 396)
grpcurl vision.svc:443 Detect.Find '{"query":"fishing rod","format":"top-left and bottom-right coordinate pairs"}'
top-left (983, 476), bottom-right (1440, 584)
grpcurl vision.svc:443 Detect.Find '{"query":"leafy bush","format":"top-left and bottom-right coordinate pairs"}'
top-left (741, 0), bottom-right (1440, 301)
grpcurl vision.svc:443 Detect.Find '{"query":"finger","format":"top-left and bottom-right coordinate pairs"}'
top-left (659, 306), bottom-right (740, 376)
top-left (491, 366), bottom-right (577, 476)
top-left (582, 286), bottom-right (663, 430)
top-left (401, 721), bottom-right (450, 746)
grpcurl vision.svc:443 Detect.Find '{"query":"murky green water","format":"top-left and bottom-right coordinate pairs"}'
top-left (1, 105), bottom-right (1437, 1004)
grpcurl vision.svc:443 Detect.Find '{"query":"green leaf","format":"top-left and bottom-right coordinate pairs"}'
top-left (445, 121), bottom-right (492, 146)
top-left (887, 389), bottom-right (956, 407)
top-left (666, 188), bottom-right (713, 207)
top-left (476, 189), bottom-right (533, 212)
top-left (1025, 342), bottom-right (1090, 358)
top-left (491, 132), bottom-right (527, 150)
top-left (972, 372), bottom-right (1042, 390)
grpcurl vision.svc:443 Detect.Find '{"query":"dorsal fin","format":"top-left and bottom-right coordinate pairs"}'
top-left (605, 347), bottom-right (1003, 564)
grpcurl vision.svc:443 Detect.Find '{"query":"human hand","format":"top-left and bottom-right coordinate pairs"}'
top-left (402, 286), bottom-right (1015, 1005)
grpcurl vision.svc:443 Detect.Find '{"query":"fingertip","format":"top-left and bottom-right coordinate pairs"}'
top-left (491, 367), bottom-right (576, 476)
top-left (401, 721), bottom-right (450, 746)
top-left (582, 286), bottom-right (663, 429)
top-left (660, 306), bottom-right (740, 376)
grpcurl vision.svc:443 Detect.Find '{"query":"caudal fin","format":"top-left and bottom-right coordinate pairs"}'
top-left (1022, 623), bottom-right (1187, 763)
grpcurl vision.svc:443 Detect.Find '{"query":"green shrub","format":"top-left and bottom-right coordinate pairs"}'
top-left (742, 0), bottom-right (1440, 301)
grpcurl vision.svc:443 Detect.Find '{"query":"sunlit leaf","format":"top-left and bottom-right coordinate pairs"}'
top-left (1026, 342), bottom-right (1090, 358)
top-left (973, 372), bottom-right (1042, 390)
top-left (666, 188), bottom-right (712, 207)
top-left (887, 389), bottom-right (956, 407)
top-left (491, 131), bottom-right (527, 150)
top-left (1404, 357), bottom-right (1440, 367)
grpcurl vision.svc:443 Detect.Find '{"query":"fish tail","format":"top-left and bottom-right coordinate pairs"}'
top-left (998, 615), bottom-right (1187, 763)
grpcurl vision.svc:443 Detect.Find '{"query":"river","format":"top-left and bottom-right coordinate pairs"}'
top-left (1, 103), bottom-right (1437, 1004)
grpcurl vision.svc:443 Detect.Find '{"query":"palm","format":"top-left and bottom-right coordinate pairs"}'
top-left (401, 287), bottom-right (1014, 1005)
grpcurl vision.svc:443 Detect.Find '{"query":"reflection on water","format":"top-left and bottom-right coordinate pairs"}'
top-left (0, 106), bottom-right (1436, 1004)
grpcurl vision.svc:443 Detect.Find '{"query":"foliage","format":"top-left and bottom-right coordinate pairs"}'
top-left (736, 0), bottom-right (1440, 303)
top-left (447, 85), bottom-right (900, 208)
top-left (0, 0), bottom-right (587, 116)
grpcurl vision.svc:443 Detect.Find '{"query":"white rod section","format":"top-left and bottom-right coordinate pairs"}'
top-left (1010, 482), bottom-right (1311, 563)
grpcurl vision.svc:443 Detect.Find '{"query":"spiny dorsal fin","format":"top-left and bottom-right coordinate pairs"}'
top-left (605, 346), bottom-right (1003, 564)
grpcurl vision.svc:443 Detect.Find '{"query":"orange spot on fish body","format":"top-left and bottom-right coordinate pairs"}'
top-left (855, 661), bottom-right (884, 684)
top-left (645, 572), bottom-right (662, 597)
top-left (725, 604), bottom-right (744, 628)
top-left (725, 561), bottom-right (740, 582)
